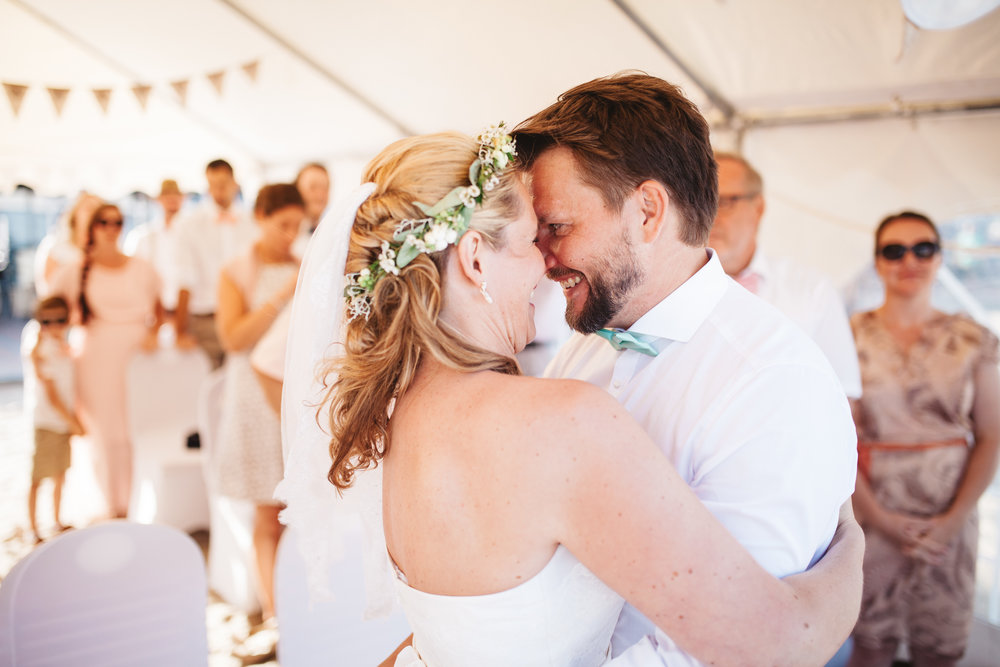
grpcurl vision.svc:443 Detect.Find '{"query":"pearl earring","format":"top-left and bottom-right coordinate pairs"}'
top-left (480, 281), bottom-right (494, 304)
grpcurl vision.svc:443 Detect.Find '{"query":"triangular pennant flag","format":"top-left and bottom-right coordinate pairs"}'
top-left (171, 79), bottom-right (188, 106)
top-left (92, 88), bottom-right (112, 114)
top-left (132, 84), bottom-right (152, 111)
top-left (47, 87), bottom-right (70, 117)
top-left (241, 60), bottom-right (259, 83)
top-left (206, 69), bottom-right (226, 95)
top-left (3, 83), bottom-right (28, 117)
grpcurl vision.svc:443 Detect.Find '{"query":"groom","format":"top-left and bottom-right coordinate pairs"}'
top-left (514, 73), bottom-right (858, 664)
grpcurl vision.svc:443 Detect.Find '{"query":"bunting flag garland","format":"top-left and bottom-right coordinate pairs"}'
top-left (207, 70), bottom-right (226, 95)
top-left (241, 60), bottom-right (259, 82)
top-left (132, 84), bottom-right (151, 110)
top-left (3, 83), bottom-right (28, 117)
top-left (4, 57), bottom-right (260, 119)
top-left (47, 87), bottom-right (70, 116)
top-left (170, 79), bottom-right (189, 106)
top-left (92, 88), bottom-right (112, 114)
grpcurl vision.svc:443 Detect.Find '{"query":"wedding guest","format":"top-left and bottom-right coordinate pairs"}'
top-left (50, 204), bottom-right (162, 518)
top-left (213, 183), bottom-right (301, 635)
top-left (710, 152), bottom-right (861, 398)
top-left (291, 162), bottom-right (330, 257)
top-left (24, 296), bottom-right (83, 543)
top-left (173, 159), bottom-right (256, 368)
top-left (33, 192), bottom-right (101, 296)
top-left (125, 179), bottom-right (185, 316)
top-left (848, 211), bottom-right (1000, 667)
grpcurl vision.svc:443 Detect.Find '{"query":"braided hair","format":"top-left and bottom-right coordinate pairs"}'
top-left (78, 204), bottom-right (120, 324)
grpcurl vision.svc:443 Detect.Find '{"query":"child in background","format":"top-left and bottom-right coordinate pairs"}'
top-left (25, 296), bottom-right (83, 543)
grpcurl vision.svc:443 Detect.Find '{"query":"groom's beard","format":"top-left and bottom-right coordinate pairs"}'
top-left (566, 239), bottom-right (644, 334)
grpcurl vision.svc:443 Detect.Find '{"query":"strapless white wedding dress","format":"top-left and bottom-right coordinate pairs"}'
top-left (392, 545), bottom-right (625, 666)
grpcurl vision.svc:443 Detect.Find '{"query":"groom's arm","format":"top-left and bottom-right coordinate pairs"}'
top-left (690, 365), bottom-right (857, 576)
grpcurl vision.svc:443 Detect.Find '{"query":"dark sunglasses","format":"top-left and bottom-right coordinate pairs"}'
top-left (877, 241), bottom-right (940, 261)
top-left (95, 218), bottom-right (124, 228)
top-left (40, 317), bottom-right (69, 326)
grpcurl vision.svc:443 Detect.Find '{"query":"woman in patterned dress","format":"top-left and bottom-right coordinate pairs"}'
top-left (848, 211), bottom-right (1000, 667)
top-left (214, 184), bottom-right (302, 624)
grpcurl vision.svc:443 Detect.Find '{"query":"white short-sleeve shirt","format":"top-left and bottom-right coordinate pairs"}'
top-left (172, 200), bottom-right (257, 315)
top-left (546, 251), bottom-right (857, 666)
top-left (125, 217), bottom-right (180, 310)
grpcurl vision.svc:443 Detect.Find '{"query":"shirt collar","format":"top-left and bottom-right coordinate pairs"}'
top-left (627, 249), bottom-right (729, 344)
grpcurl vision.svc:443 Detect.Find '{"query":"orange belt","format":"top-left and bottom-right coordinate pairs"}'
top-left (858, 438), bottom-right (967, 478)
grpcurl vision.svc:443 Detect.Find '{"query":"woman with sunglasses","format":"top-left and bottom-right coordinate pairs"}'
top-left (847, 211), bottom-right (1000, 667)
top-left (51, 203), bottom-right (163, 519)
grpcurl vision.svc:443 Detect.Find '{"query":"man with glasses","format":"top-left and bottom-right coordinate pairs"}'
top-left (710, 152), bottom-right (861, 400)
top-left (517, 74), bottom-right (860, 665)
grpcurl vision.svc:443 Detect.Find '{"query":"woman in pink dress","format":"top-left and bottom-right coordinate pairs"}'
top-left (848, 211), bottom-right (1000, 667)
top-left (52, 204), bottom-right (162, 518)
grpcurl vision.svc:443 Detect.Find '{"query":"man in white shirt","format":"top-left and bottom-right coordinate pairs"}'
top-left (514, 73), bottom-right (858, 665)
top-left (710, 152), bottom-right (862, 398)
top-left (124, 179), bottom-right (184, 315)
top-left (173, 159), bottom-right (256, 368)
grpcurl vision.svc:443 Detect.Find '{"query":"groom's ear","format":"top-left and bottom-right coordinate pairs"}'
top-left (635, 180), bottom-right (669, 244)
top-left (454, 229), bottom-right (487, 285)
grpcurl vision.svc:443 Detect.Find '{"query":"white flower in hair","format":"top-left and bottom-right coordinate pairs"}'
top-left (424, 223), bottom-right (457, 251)
top-left (459, 187), bottom-right (477, 208)
top-left (344, 122), bottom-right (517, 322)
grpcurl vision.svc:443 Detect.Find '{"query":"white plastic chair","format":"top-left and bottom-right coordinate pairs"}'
top-left (127, 345), bottom-right (211, 531)
top-left (275, 518), bottom-right (411, 666)
top-left (0, 521), bottom-right (208, 667)
top-left (198, 368), bottom-right (258, 613)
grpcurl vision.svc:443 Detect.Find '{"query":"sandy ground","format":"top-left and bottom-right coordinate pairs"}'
top-left (0, 381), bottom-right (278, 666)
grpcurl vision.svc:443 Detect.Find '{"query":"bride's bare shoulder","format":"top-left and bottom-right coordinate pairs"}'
top-left (486, 374), bottom-right (630, 433)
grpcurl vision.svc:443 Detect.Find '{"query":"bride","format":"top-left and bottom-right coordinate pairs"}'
top-left (279, 126), bottom-right (862, 666)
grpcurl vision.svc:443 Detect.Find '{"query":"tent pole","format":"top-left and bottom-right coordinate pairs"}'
top-left (6, 0), bottom-right (266, 168)
top-left (743, 98), bottom-right (1000, 129)
top-left (608, 0), bottom-right (737, 124)
top-left (214, 0), bottom-right (415, 137)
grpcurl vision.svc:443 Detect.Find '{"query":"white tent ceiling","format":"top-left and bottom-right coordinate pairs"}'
top-left (2, 0), bottom-right (999, 282)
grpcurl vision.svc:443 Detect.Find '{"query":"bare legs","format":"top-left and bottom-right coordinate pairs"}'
top-left (252, 504), bottom-right (284, 620)
top-left (27, 473), bottom-right (67, 542)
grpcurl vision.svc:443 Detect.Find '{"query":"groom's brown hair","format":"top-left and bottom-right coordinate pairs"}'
top-left (514, 71), bottom-right (717, 246)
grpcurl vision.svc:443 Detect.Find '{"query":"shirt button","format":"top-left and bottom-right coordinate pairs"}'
top-left (612, 380), bottom-right (622, 389)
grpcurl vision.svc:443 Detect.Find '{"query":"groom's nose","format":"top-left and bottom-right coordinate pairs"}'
top-left (535, 226), bottom-right (556, 265)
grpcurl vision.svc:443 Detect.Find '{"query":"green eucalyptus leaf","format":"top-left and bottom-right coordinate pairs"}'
top-left (457, 205), bottom-right (473, 232)
top-left (396, 240), bottom-right (421, 268)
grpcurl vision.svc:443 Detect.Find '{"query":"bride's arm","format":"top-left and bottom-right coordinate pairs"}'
top-left (540, 383), bottom-right (862, 666)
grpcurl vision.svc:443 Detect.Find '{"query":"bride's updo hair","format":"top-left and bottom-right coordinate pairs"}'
top-left (326, 131), bottom-right (523, 490)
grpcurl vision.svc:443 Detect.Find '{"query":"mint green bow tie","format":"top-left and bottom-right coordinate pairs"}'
top-left (595, 328), bottom-right (659, 356)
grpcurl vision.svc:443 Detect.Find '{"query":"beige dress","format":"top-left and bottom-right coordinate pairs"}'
top-left (851, 311), bottom-right (999, 656)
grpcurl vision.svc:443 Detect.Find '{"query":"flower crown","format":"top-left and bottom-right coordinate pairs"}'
top-left (344, 123), bottom-right (517, 322)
